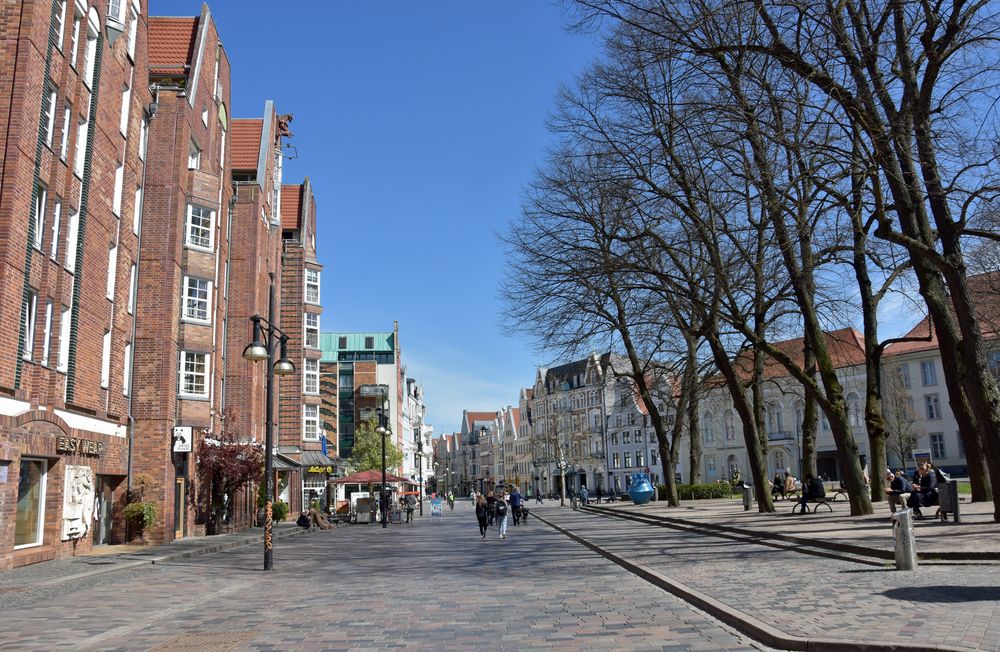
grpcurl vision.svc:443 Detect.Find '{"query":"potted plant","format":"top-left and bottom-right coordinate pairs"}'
top-left (124, 501), bottom-right (156, 542)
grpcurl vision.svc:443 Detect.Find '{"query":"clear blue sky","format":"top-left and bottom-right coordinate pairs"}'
top-left (158, 1), bottom-right (602, 437)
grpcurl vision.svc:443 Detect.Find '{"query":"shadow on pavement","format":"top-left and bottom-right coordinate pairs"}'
top-left (883, 585), bottom-right (1000, 602)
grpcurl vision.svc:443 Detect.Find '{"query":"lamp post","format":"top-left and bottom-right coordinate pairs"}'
top-left (375, 402), bottom-right (392, 529)
top-left (416, 428), bottom-right (424, 516)
top-left (241, 275), bottom-right (294, 571)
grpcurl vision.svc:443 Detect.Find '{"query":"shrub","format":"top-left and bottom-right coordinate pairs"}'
top-left (272, 500), bottom-right (289, 522)
top-left (124, 501), bottom-right (156, 533)
top-left (673, 483), bottom-right (734, 500)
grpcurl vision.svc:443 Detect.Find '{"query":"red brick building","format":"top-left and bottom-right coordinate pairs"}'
top-left (0, 0), bottom-right (151, 569)
top-left (129, 5), bottom-right (232, 543)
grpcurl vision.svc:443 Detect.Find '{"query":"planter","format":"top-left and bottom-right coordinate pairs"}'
top-left (628, 473), bottom-right (655, 505)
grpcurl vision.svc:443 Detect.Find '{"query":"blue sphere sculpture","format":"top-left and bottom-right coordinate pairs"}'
top-left (628, 472), bottom-right (655, 504)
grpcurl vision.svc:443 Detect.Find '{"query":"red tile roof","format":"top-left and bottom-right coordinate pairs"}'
top-left (466, 411), bottom-right (496, 427)
top-left (884, 271), bottom-right (1000, 356)
top-left (724, 328), bottom-right (867, 383)
top-left (230, 119), bottom-right (262, 170)
top-left (511, 410), bottom-right (520, 430)
top-left (280, 184), bottom-right (302, 229)
top-left (148, 17), bottom-right (198, 75)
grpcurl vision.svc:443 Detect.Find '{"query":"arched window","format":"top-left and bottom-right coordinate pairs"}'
top-left (773, 449), bottom-right (787, 473)
top-left (766, 403), bottom-right (784, 434)
top-left (706, 456), bottom-right (716, 476)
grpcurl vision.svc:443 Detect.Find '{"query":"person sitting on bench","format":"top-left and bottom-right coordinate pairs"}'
top-left (884, 469), bottom-right (912, 513)
top-left (907, 462), bottom-right (938, 519)
top-left (798, 473), bottom-right (825, 513)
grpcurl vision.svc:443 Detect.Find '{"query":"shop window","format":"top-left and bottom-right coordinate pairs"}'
top-left (14, 459), bottom-right (48, 548)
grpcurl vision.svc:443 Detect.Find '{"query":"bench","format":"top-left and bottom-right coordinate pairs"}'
top-left (791, 497), bottom-right (833, 514)
top-left (831, 488), bottom-right (849, 501)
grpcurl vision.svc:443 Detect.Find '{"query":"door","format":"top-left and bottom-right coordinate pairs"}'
top-left (173, 477), bottom-right (185, 539)
top-left (92, 476), bottom-right (114, 545)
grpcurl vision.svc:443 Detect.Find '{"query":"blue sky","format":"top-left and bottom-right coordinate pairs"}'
top-left (159, 1), bottom-right (603, 436)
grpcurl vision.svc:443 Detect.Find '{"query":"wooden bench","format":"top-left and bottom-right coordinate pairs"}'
top-left (791, 497), bottom-right (833, 514)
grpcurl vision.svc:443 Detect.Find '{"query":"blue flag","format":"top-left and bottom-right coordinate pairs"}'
top-left (321, 435), bottom-right (328, 456)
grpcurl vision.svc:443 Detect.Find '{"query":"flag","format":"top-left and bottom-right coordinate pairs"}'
top-left (321, 435), bottom-right (328, 456)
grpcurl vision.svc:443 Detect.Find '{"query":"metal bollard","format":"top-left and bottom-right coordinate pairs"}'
top-left (891, 509), bottom-right (918, 570)
top-left (742, 484), bottom-right (752, 511)
top-left (653, 486), bottom-right (659, 502)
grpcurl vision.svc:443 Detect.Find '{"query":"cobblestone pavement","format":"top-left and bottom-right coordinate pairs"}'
top-left (542, 505), bottom-right (1000, 651)
top-left (0, 502), bottom-right (770, 651)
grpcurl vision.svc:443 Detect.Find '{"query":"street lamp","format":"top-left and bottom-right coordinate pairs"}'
top-left (416, 428), bottom-right (424, 516)
top-left (241, 275), bottom-right (294, 571)
top-left (375, 401), bottom-right (392, 529)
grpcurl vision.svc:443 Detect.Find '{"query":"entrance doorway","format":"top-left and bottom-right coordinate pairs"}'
top-left (92, 476), bottom-right (115, 545)
top-left (173, 477), bottom-right (186, 539)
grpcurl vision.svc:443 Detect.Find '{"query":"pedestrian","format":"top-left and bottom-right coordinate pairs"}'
top-left (470, 489), bottom-right (476, 504)
top-left (486, 490), bottom-right (496, 526)
top-left (579, 485), bottom-right (590, 505)
top-left (475, 495), bottom-right (489, 538)
top-left (495, 494), bottom-right (509, 539)
top-left (296, 511), bottom-right (311, 530)
top-left (404, 494), bottom-right (416, 523)
top-left (509, 486), bottom-right (523, 525)
top-left (535, 490), bottom-right (544, 504)
top-left (595, 485), bottom-right (603, 504)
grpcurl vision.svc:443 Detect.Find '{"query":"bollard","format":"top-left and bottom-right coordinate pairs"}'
top-left (742, 484), bottom-right (752, 511)
top-left (891, 509), bottom-right (918, 570)
top-left (653, 486), bottom-right (659, 502)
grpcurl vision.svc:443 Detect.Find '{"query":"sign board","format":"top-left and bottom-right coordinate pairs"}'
top-left (430, 497), bottom-right (444, 520)
top-left (57, 436), bottom-right (104, 457)
top-left (307, 466), bottom-right (334, 474)
top-left (358, 384), bottom-right (389, 398)
top-left (172, 426), bottom-right (193, 453)
top-left (911, 449), bottom-right (932, 466)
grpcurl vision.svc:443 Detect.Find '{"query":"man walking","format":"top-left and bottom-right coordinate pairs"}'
top-left (509, 487), bottom-right (523, 525)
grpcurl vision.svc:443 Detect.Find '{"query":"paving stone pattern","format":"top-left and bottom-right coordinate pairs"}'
top-left (544, 506), bottom-right (1000, 651)
top-left (0, 503), bottom-right (768, 651)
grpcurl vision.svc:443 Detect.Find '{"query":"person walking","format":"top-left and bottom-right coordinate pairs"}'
top-left (404, 494), bottom-right (416, 523)
top-left (475, 495), bottom-right (489, 539)
top-left (495, 493), bottom-right (509, 539)
top-left (595, 485), bottom-right (603, 504)
top-left (535, 490), bottom-right (544, 504)
top-left (485, 490), bottom-right (497, 526)
top-left (509, 487), bottom-right (523, 525)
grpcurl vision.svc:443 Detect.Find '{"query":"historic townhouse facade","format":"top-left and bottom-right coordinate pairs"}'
top-left (0, 0), bottom-right (151, 569)
top-left (605, 378), bottom-right (678, 493)
top-left (402, 376), bottom-right (432, 488)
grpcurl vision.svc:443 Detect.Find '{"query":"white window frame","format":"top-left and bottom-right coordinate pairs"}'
top-left (65, 209), bottom-right (79, 272)
top-left (54, 0), bottom-right (67, 50)
top-left (925, 394), bottom-right (941, 420)
top-left (57, 306), bottom-right (71, 372)
top-left (69, 15), bottom-right (81, 69)
top-left (126, 5), bottom-right (138, 60)
top-left (921, 360), bottom-right (937, 386)
top-left (185, 205), bottom-right (214, 251)
top-left (179, 351), bottom-right (209, 397)
top-left (304, 359), bottom-right (319, 395)
top-left (899, 362), bottom-right (911, 388)
top-left (22, 291), bottom-right (37, 361)
top-left (304, 268), bottom-right (320, 305)
top-left (33, 186), bottom-right (47, 250)
top-left (182, 276), bottom-right (212, 323)
top-left (100, 329), bottom-right (111, 388)
top-left (59, 103), bottom-right (71, 160)
top-left (127, 263), bottom-right (136, 314)
top-left (82, 16), bottom-right (98, 89)
top-left (930, 432), bottom-right (945, 459)
top-left (49, 197), bottom-right (61, 260)
top-left (188, 140), bottom-right (201, 170)
top-left (304, 313), bottom-right (320, 349)
top-left (107, 0), bottom-right (124, 23)
top-left (138, 117), bottom-right (147, 161)
top-left (13, 458), bottom-right (47, 550)
top-left (42, 86), bottom-right (57, 148)
top-left (41, 300), bottom-right (53, 366)
top-left (123, 341), bottom-right (132, 396)
top-left (106, 245), bottom-right (117, 300)
top-left (73, 116), bottom-right (88, 178)
top-left (132, 186), bottom-right (142, 235)
top-left (303, 404), bottom-right (320, 441)
top-left (119, 83), bottom-right (131, 136)
top-left (112, 164), bottom-right (124, 216)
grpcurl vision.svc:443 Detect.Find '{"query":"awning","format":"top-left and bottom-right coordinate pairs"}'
top-left (301, 450), bottom-right (337, 474)
top-left (272, 453), bottom-right (298, 470)
top-left (330, 469), bottom-right (410, 484)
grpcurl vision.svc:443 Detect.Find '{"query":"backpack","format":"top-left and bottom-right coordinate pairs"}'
top-left (496, 501), bottom-right (508, 516)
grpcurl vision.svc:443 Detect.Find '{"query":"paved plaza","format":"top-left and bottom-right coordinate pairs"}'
top-left (0, 502), bottom-right (765, 652)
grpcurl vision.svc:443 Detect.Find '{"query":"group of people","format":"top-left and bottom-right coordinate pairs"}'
top-left (770, 471), bottom-right (799, 500)
top-left (473, 487), bottom-right (526, 540)
top-left (884, 461), bottom-right (943, 519)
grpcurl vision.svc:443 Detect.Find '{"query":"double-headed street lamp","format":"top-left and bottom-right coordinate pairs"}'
top-left (375, 403), bottom-right (392, 529)
top-left (416, 427), bottom-right (424, 516)
top-left (241, 275), bottom-right (294, 571)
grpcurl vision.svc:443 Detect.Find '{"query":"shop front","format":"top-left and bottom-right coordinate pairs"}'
top-left (0, 410), bottom-right (128, 571)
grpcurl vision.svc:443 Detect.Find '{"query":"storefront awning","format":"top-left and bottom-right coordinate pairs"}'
top-left (273, 453), bottom-right (298, 470)
top-left (301, 450), bottom-right (337, 474)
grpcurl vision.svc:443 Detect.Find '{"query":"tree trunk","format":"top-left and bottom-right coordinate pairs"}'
top-left (687, 387), bottom-right (702, 484)
top-left (801, 344), bottom-right (817, 478)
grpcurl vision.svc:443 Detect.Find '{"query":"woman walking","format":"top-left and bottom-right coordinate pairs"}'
top-left (495, 493), bottom-right (509, 540)
top-left (475, 495), bottom-right (489, 539)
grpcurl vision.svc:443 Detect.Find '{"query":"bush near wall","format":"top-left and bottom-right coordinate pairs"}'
top-left (659, 483), bottom-right (734, 500)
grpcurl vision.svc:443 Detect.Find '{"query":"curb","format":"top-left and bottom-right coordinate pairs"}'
top-left (534, 512), bottom-right (974, 652)
top-left (585, 504), bottom-right (1000, 562)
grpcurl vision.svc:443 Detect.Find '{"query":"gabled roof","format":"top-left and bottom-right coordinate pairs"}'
top-left (280, 184), bottom-right (303, 229)
top-left (230, 119), bottom-right (262, 170)
top-left (884, 271), bottom-right (1000, 357)
top-left (148, 17), bottom-right (199, 75)
top-left (465, 411), bottom-right (496, 428)
top-left (728, 328), bottom-right (867, 382)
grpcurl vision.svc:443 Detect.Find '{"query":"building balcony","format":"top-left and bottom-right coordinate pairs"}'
top-left (768, 430), bottom-right (794, 441)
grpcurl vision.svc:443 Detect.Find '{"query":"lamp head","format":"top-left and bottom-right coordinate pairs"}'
top-left (273, 336), bottom-right (295, 376)
top-left (242, 317), bottom-right (269, 361)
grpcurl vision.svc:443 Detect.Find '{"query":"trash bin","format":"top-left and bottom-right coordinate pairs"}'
top-left (742, 484), bottom-right (753, 511)
top-left (938, 480), bottom-right (960, 523)
top-left (891, 509), bottom-right (918, 570)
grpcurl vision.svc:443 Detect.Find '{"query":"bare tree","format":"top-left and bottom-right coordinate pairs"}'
top-left (882, 366), bottom-right (922, 473)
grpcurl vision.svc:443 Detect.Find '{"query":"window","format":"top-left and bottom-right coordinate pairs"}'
top-left (127, 264), bottom-right (136, 314)
top-left (304, 359), bottom-right (319, 394)
top-left (64, 210), bottom-right (79, 272)
top-left (132, 186), bottom-right (142, 234)
top-left (623, 432), bottom-right (630, 444)
top-left (21, 290), bottom-right (37, 360)
top-left (930, 432), bottom-right (946, 459)
top-left (611, 432), bottom-right (618, 446)
top-left (41, 301), bottom-right (53, 366)
top-left (69, 15), bottom-right (81, 68)
top-left (338, 336), bottom-right (347, 349)
top-left (82, 18), bottom-right (98, 88)
top-left (119, 84), bottom-right (131, 136)
top-left (364, 336), bottom-right (374, 349)
top-left (32, 185), bottom-right (47, 250)
top-left (59, 104), bottom-right (71, 160)
top-left (182, 277), bottom-right (211, 322)
top-left (624, 451), bottom-right (632, 468)
top-left (108, 0), bottom-right (123, 23)
top-left (54, 1), bottom-right (67, 50)
top-left (126, 6), bottom-right (138, 60)
top-left (188, 141), bottom-right (201, 170)
top-left (612, 452), bottom-right (620, 469)
top-left (179, 351), bottom-right (209, 396)
top-left (14, 458), bottom-right (47, 549)
top-left (303, 405), bottom-right (319, 441)
top-left (989, 351), bottom-right (1000, 380)
top-left (57, 306), bottom-right (71, 372)
top-left (50, 198), bottom-right (61, 260)
top-left (100, 330), bottom-right (111, 388)
top-left (185, 205), bottom-right (213, 250)
top-left (898, 363), bottom-right (911, 388)
top-left (925, 394), bottom-right (941, 420)
top-left (636, 450), bottom-right (644, 467)
top-left (724, 410), bottom-right (736, 440)
top-left (106, 246), bottom-right (117, 300)
top-left (304, 313), bottom-right (319, 349)
top-left (305, 268), bottom-right (320, 304)
top-left (112, 164), bottom-right (124, 215)
top-left (707, 456), bottom-right (716, 476)
top-left (201, 108), bottom-right (209, 127)
top-left (921, 360), bottom-right (937, 386)
top-left (651, 450), bottom-right (658, 465)
top-left (703, 413), bottom-right (715, 442)
top-left (635, 430), bottom-right (642, 443)
top-left (73, 117), bottom-right (88, 178)
top-left (123, 341), bottom-right (132, 396)
top-left (138, 118), bottom-right (147, 160)
top-left (42, 86), bottom-right (57, 147)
